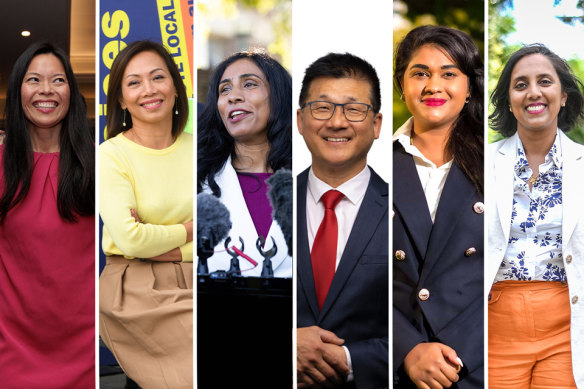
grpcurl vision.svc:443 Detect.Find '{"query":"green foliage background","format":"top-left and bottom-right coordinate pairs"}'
top-left (393, 0), bottom-right (485, 133)
top-left (488, 0), bottom-right (584, 144)
top-left (394, 0), bottom-right (584, 145)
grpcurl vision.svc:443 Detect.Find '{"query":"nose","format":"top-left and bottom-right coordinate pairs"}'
top-left (39, 79), bottom-right (53, 95)
top-left (227, 85), bottom-right (244, 103)
top-left (423, 74), bottom-right (442, 94)
top-left (142, 79), bottom-right (156, 95)
top-left (327, 104), bottom-right (349, 129)
top-left (526, 82), bottom-right (542, 99)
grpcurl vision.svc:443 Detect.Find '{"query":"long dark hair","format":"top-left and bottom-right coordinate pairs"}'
top-left (394, 25), bottom-right (484, 194)
top-left (0, 42), bottom-right (94, 222)
top-left (198, 48), bottom-right (292, 197)
top-left (106, 40), bottom-right (189, 139)
top-left (490, 44), bottom-right (584, 137)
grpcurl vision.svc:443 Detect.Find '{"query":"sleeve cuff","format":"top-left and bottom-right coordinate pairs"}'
top-left (342, 345), bottom-right (354, 382)
top-left (179, 241), bottom-right (193, 262)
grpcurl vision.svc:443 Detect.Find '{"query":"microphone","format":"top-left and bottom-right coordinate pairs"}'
top-left (197, 192), bottom-right (232, 275)
top-left (266, 169), bottom-right (292, 256)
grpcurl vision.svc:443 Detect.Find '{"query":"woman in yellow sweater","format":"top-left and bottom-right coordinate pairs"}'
top-left (99, 40), bottom-right (193, 389)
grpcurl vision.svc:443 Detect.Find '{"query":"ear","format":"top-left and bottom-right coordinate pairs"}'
top-left (372, 112), bottom-right (382, 139)
top-left (119, 98), bottom-right (127, 110)
top-left (297, 108), bottom-right (304, 135)
top-left (561, 91), bottom-right (568, 107)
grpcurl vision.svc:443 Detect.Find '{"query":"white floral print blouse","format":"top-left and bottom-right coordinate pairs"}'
top-left (495, 132), bottom-right (565, 282)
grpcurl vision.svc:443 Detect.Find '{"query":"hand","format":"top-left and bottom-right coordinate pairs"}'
top-left (297, 326), bottom-right (349, 388)
top-left (130, 209), bottom-right (183, 262)
top-left (130, 209), bottom-right (141, 223)
top-left (404, 342), bottom-right (461, 389)
top-left (183, 221), bottom-right (193, 243)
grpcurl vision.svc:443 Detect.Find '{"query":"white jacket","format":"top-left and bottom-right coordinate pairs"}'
top-left (487, 130), bottom-right (584, 387)
top-left (202, 156), bottom-right (292, 278)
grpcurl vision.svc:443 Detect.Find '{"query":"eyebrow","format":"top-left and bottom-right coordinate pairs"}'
top-left (512, 73), bottom-right (555, 82)
top-left (219, 73), bottom-right (264, 85)
top-left (125, 67), bottom-right (166, 78)
top-left (409, 64), bottom-right (460, 70)
top-left (26, 72), bottom-right (67, 77)
top-left (316, 94), bottom-right (359, 102)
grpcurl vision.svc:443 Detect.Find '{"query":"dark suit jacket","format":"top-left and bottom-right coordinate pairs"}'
top-left (393, 142), bottom-right (484, 388)
top-left (297, 167), bottom-right (389, 389)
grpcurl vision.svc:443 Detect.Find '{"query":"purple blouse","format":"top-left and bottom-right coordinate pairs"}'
top-left (237, 173), bottom-right (274, 244)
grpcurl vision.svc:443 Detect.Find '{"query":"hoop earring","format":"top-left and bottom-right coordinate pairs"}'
top-left (122, 109), bottom-right (127, 127)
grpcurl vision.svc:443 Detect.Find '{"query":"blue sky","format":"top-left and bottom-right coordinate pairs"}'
top-left (505, 0), bottom-right (584, 59)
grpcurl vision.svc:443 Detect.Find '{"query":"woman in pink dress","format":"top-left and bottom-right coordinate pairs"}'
top-left (0, 42), bottom-right (95, 388)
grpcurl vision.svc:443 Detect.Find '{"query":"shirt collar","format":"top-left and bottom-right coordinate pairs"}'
top-left (307, 165), bottom-right (371, 206)
top-left (514, 129), bottom-right (563, 176)
top-left (393, 117), bottom-right (453, 170)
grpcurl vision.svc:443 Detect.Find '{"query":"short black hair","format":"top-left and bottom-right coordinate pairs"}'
top-left (490, 44), bottom-right (584, 136)
top-left (299, 52), bottom-right (381, 113)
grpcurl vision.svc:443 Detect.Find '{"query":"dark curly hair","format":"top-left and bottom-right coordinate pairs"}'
top-left (198, 49), bottom-right (291, 197)
top-left (394, 25), bottom-right (484, 194)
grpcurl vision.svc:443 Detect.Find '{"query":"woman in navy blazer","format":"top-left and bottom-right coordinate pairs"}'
top-left (392, 25), bottom-right (484, 389)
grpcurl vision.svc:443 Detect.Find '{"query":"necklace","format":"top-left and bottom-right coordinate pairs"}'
top-left (528, 174), bottom-right (538, 185)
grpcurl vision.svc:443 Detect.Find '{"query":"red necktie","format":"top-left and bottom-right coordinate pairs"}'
top-left (311, 190), bottom-right (344, 310)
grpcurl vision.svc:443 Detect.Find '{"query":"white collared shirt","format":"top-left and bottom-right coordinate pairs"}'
top-left (393, 118), bottom-right (452, 222)
top-left (305, 165), bottom-right (370, 382)
top-left (306, 165), bottom-right (370, 269)
top-left (495, 130), bottom-right (565, 282)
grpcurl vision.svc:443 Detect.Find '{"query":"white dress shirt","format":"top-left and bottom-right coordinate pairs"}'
top-left (305, 164), bottom-right (370, 382)
top-left (306, 165), bottom-right (370, 269)
top-left (394, 118), bottom-right (452, 222)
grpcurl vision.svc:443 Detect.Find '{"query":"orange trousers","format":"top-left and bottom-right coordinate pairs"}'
top-left (488, 281), bottom-right (576, 388)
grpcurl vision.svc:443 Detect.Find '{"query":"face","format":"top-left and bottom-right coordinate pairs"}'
top-left (297, 77), bottom-right (382, 177)
top-left (508, 53), bottom-right (567, 136)
top-left (217, 59), bottom-right (270, 145)
top-left (401, 44), bottom-right (469, 131)
top-left (119, 50), bottom-right (177, 129)
top-left (21, 53), bottom-right (71, 132)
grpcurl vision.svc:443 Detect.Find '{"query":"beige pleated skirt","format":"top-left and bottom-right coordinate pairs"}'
top-left (100, 256), bottom-right (193, 389)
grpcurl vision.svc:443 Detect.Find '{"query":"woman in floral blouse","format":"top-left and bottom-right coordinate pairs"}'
top-left (488, 44), bottom-right (584, 388)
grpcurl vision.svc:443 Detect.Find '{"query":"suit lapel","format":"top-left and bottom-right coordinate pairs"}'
top-left (393, 142), bottom-right (433, 260)
top-left (318, 169), bottom-right (388, 321)
top-left (561, 132), bottom-right (584, 247)
top-left (495, 136), bottom-right (516, 244)
top-left (297, 169), bottom-right (320, 319)
top-left (420, 162), bottom-right (477, 280)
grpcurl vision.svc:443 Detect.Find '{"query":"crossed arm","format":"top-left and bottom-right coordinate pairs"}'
top-left (100, 146), bottom-right (193, 261)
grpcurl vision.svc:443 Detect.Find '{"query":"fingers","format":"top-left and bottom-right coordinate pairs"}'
top-left (130, 209), bottom-right (140, 222)
top-left (439, 344), bottom-right (462, 374)
top-left (321, 345), bottom-right (348, 383)
top-left (317, 328), bottom-right (344, 346)
top-left (297, 326), bottom-right (344, 387)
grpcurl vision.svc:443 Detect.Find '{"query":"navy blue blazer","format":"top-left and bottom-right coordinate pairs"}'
top-left (297, 167), bottom-right (389, 389)
top-left (393, 142), bottom-right (484, 388)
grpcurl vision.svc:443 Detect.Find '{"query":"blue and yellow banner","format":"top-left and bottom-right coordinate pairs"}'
top-left (99, 0), bottom-right (194, 141)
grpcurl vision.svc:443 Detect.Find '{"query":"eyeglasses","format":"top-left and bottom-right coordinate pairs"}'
top-left (302, 101), bottom-right (372, 122)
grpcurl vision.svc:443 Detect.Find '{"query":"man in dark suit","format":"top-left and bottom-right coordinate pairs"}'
top-left (296, 53), bottom-right (388, 389)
